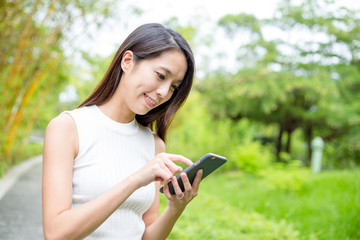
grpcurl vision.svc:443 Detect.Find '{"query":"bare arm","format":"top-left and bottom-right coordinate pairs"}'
top-left (142, 135), bottom-right (203, 240)
top-left (42, 115), bottom-right (189, 240)
top-left (42, 114), bottom-right (143, 239)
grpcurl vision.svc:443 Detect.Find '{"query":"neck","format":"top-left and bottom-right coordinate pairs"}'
top-left (98, 98), bottom-right (135, 124)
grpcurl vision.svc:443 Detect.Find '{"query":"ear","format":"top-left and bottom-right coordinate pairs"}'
top-left (121, 50), bottom-right (135, 73)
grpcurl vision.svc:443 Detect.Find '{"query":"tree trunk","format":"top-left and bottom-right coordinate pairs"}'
top-left (276, 125), bottom-right (284, 161)
top-left (304, 125), bottom-right (312, 166)
top-left (285, 129), bottom-right (293, 154)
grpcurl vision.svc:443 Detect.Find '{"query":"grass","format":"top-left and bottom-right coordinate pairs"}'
top-left (160, 169), bottom-right (360, 240)
top-left (0, 142), bottom-right (43, 178)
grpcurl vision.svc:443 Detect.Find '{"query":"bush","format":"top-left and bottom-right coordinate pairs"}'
top-left (161, 193), bottom-right (300, 240)
top-left (323, 135), bottom-right (360, 169)
top-left (230, 140), bottom-right (274, 174)
top-left (258, 161), bottom-right (310, 192)
top-left (0, 142), bottom-right (43, 178)
top-left (230, 141), bottom-right (309, 192)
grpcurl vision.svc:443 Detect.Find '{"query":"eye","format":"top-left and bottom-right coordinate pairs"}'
top-left (156, 72), bottom-right (165, 80)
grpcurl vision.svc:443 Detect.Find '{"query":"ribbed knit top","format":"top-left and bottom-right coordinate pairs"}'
top-left (64, 105), bottom-right (156, 239)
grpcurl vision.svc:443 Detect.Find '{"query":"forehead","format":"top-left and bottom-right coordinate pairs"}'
top-left (148, 49), bottom-right (188, 80)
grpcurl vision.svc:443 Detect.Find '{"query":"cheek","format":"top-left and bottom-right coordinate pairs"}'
top-left (159, 92), bottom-right (175, 105)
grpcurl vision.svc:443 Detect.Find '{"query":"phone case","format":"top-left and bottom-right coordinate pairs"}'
top-left (159, 153), bottom-right (227, 194)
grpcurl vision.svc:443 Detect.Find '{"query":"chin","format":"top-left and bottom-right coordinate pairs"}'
top-left (134, 107), bottom-right (152, 116)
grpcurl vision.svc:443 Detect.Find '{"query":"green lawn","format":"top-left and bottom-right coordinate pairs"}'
top-left (160, 169), bottom-right (360, 240)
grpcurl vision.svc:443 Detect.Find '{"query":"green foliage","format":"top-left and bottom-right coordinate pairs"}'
top-left (0, 0), bottom-right (118, 167)
top-left (230, 140), bottom-right (273, 174)
top-left (259, 161), bottom-right (310, 192)
top-left (205, 0), bottom-right (360, 166)
top-left (160, 192), bottom-right (300, 240)
top-left (15, 142), bottom-right (43, 165)
top-left (169, 170), bottom-right (360, 240)
top-left (164, 16), bottom-right (214, 50)
top-left (166, 92), bottom-right (236, 164)
top-left (0, 142), bottom-right (42, 178)
top-left (230, 139), bottom-right (309, 191)
top-left (164, 17), bottom-right (198, 48)
top-left (71, 52), bottom-right (114, 106)
top-left (323, 125), bottom-right (360, 169)
top-left (167, 89), bottom-right (310, 192)
top-left (218, 13), bottom-right (262, 35)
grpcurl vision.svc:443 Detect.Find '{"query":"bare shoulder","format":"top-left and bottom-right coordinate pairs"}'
top-left (46, 113), bottom-right (76, 132)
top-left (44, 113), bottom-right (78, 158)
top-left (153, 133), bottom-right (165, 155)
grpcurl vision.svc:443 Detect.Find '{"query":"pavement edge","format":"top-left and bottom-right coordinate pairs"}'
top-left (0, 155), bottom-right (42, 200)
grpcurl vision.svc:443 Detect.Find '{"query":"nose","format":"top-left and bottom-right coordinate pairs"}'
top-left (156, 82), bottom-right (171, 99)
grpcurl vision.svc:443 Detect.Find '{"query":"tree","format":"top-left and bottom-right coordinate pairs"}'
top-left (0, 0), bottom-right (117, 167)
top-left (273, 0), bottom-right (360, 149)
top-left (202, 0), bottom-right (360, 165)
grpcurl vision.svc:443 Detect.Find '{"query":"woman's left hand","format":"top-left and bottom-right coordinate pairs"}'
top-left (162, 169), bottom-right (203, 212)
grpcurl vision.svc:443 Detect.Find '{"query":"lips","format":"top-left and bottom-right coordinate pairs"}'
top-left (144, 94), bottom-right (157, 108)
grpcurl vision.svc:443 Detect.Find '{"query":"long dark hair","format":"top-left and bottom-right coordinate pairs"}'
top-left (79, 23), bottom-right (195, 141)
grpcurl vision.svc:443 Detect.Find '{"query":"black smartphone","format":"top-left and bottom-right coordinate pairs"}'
top-left (159, 153), bottom-right (227, 194)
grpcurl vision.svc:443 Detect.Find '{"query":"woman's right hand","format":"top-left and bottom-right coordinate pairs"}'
top-left (133, 153), bottom-right (193, 187)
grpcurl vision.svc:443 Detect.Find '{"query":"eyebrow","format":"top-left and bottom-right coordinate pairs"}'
top-left (159, 66), bottom-right (183, 83)
top-left (159, 66), bottom-right (173, 75)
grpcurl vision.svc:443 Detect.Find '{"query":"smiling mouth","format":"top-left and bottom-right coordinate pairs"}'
top-left (144, 94), bottom-right (156, 107)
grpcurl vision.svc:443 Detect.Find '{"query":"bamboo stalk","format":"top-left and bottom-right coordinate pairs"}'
top-left (3, 53), bottom-right (62, 158)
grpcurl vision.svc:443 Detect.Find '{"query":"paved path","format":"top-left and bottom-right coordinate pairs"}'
top-left (0, 157), bottom-right (43, 239)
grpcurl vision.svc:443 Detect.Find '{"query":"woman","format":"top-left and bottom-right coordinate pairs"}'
top-left (42, 23), bottom-right (203, 239)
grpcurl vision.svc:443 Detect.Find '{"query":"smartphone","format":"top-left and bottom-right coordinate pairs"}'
top-left (159, 153), bottom-right (227, 194)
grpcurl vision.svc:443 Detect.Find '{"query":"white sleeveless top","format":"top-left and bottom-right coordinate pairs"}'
top-left (64, 105), bottom-right (156, 239)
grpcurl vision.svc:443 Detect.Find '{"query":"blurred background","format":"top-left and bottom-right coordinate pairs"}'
top-left (1, 0), bottom-right (359, 239)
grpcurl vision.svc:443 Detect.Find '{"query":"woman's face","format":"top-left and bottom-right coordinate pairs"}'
top-left (118, 49), bottom-right (187, 116)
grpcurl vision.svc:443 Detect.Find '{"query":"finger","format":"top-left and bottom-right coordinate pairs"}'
top-left (154, 154), bottom-right (182, 176)
top-left (191, 169), bottom-right (203, 193)
top-left (155, 157), bottom-right (176, 176)
top-left (155, 167), bottom-right (174, 185)
top-left (165, 153), bottom-right (194, 166)
top-left (163, 183), bottom-right (173, 199)
top-left (180, 173), bottom-right (192, 193)
top-left (163, 158), bottom-right (183, 174)
top-left (171, 176), bottom-right (184, 197)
